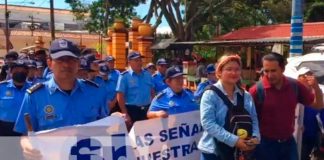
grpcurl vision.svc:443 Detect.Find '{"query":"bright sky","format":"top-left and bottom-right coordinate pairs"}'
top-left (0, 0), bottom-right (171, 33)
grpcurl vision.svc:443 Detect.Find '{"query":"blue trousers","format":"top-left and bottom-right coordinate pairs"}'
top-left (255, 136), bottom-right (298, 160)
top-left (200, 152), bottom-right (220, 160)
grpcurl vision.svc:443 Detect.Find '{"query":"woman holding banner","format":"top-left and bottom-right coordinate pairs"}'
top-left (147, 66), bottom-right (199, 118)
top-left (198, 54), bottom-right (260, 160)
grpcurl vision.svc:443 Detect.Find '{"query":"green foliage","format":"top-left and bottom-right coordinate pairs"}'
top-left (305, 2), bottom-right (324, 22)
top-left (65, 0), bottom-right (145, 34)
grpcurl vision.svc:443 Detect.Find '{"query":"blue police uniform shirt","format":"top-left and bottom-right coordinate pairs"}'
top-left (102, 79), bottom-right (117, 102)
top-left (152, 72), bottom-right (168, 94)
top-left (149, 87), bottom-right (199, 115)
top-left (14, 77), bottom-right (108, 134)
top-left (0, 80), bottom-right (32, 122)
top-left (194, 80), bottom-right (215, 101)
top-left (116, 68), bottom-right (153, 106)
top-left (91, 76), bottom-right (111, 102)
top-left (109, 69), bottom-right (120, 83)
top-left (42, 67), bottom-right (53, 80)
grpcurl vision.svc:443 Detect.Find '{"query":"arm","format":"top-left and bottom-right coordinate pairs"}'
top-left (245, 92), bottom-right (261, 140)
top-left (147, 97), bottom-right (168, 119)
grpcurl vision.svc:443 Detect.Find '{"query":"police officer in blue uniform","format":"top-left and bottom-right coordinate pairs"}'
top-left (99, 63), bottom-right (118, 112)
top-left (147, 66), bottom-right (199, 119)
top-left (152, 58), bottom-right (168, 94)
top-left (116, 51), bottom-right (154, 126)
top-left (33, 61), bottom-right (46, 84)
top-left (0, 51), bottom-right (19, 81)
top-left (0, 59), bottom-right (31, 136)
top-left (14, 39), bottom-right (109, 159)
top-left (105, 55), bottom-right (120, 84)
top-left (194, 63), bottom-right (217, 102)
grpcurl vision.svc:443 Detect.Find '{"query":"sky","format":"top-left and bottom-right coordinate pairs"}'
top-left (1, 0), bottom-right (171, 33)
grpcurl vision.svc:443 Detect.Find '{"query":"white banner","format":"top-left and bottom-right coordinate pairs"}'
top-left (30, 115), bottom-right (135, 160)
top-left (129, 111), bottom-right (203, 160)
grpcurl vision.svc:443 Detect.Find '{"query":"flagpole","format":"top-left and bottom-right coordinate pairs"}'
top-left (5, 0), bottom-right (10, 52)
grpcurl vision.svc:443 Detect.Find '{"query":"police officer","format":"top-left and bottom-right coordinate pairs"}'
top-left (116, 51), bottom-right (154, 126)
top-left (145, 62), bottom-right (156, 75)
top-left (152, 58), bottom-right (168, 93)
top-left (194, 63), bottom-right (217, 102)
top-left (14, 39), bottom-right (108, 159)
top-left (0, 59), bottom-right (31, 136)
top-left (0, 51), bottom-right (19, 81)
top-left (99, 63), bottom-right (117, 111)
top-left (33, 61), bottom-right (46, 84)
top-left (147, 66), bottom-right (199, 118)
top-left (25, 59), bottom-right (37, 84)
top-left (105, 55), bottom-right (120, 84)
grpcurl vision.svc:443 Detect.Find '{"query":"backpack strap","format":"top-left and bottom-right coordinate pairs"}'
top-left (205, 85), bottom-right (244, 109)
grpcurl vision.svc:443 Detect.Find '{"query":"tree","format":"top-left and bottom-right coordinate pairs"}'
top-left (65, 0), bottom-right (145, 34)
top-left (305, 2), bottom-right (324, 22)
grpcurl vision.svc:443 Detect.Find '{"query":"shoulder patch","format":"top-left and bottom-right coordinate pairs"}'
top-left (83, 79), bottom-right (99, 88)
top-left (121, 70), bottom-right (128, 75)
top-left (27, 83), bottom-right (44, 94)
top-left (155, 91), bottom-right (166, 99)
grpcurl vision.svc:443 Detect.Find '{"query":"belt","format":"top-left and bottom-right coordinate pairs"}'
top-left (262, 136), bottom-right (293, 143)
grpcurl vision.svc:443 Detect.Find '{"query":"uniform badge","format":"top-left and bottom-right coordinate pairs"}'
top-left (5, 90), bottom-right (12, 97)
top-left (44, 105), bottom-right (56, 120)
top-left (169, 101), bottom-right (175, 107)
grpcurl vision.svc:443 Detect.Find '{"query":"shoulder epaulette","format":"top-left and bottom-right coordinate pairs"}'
top-left (0, 80), bottom-right (9, 84)
top-left (83, 79), bottom-right (99, 88)
top-left (156, 91), bottom-right (166, 99)
top-left (27, 83), bottom-right (44, 94)
top-left (121, 70), bottom-right (128, 75)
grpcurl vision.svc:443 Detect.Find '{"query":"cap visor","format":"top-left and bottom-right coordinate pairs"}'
top-left (50, 51), bottom-right (78, 59)
top-left (170, 73), bottom-right (184, 78)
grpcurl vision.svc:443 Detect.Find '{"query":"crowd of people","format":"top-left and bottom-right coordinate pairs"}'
top-left (0, 38), bottom-right (324, 160)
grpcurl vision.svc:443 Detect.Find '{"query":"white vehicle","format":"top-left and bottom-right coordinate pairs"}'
top-left (284, 52), bottom-right (324, 92)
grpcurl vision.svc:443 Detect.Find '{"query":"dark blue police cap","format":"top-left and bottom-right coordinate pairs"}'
top-left (36, 61), bottom-right (45, 69)
top-left (206, 64), bottom-right (215, 74)
top-left (105, 55), bottom-right (115, 62)
top-left (156, 58), bottom-right (168, 65)
top-left (10, 59), bottom-right (28, 69)
top-left (127, 51), bottom-right (144, 60)
top-left (50, 39), bottom-right (80, 59)
top-left (165, 66), bottom-right (184, 79)
top-left (26, 59), bottom-right (37, 68)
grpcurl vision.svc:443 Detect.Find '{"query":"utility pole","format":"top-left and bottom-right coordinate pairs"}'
top-left (5, 0), bottom-right (9, 52)
top-left (289, 0), bottom-right (303, 57)
top-left (50, 0), bottom-right (55, 40)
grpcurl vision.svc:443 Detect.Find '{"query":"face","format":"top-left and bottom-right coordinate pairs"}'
top-left (147, 67), bottom-right (156, 75)
top-left (107, 61), bottom-right (115, 69)
top-left (11, 66), bottom-right (28, 84)
top-left (207, 73), bottom-right (216, 82)
top-left (49, 56), bottom-right (79, 81)
top-left (35, 53), bottom-right (47, 62)
top-left (166, 75), bottom-right (184, 93)
top-left (157, 64), bottom-right (167, 75)
top-left (35, 68), bottom-right (44, 78)
top-left (262, 60), bottom-right (284, 86)
top-left (129, 58), bottom-right (142, 72)
top-left (298, 72), bottom-right (313, 86)
top-left (218, 61), bottom-right (241, 85)
top-left (27, 67), bottom-right (36, 78)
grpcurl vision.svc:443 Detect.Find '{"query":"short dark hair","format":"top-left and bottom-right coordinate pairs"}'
top-left (35, 49), bottom-right (47, 55)
top-left (262, 52), bottom-right (286, 69)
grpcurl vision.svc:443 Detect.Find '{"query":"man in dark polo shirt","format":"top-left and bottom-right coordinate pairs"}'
top-left (249, 52), bottom-right (323, 160)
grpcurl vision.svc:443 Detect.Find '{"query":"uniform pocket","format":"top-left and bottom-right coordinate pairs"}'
top-left (0, 96), bottom-right (14, 109)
